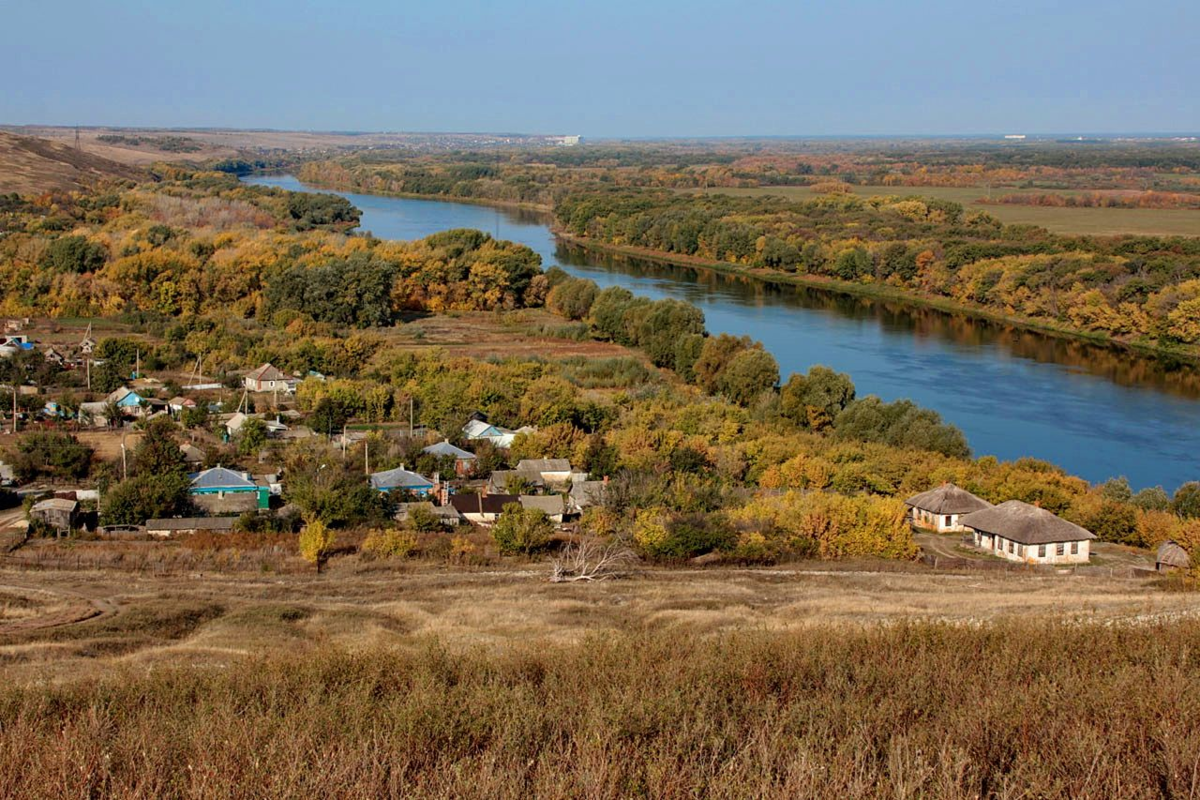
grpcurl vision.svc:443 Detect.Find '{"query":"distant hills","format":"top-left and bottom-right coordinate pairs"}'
top-left (0, 131), bottom-right (146, 195)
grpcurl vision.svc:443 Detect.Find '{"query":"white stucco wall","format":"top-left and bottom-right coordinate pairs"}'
top-left (971, 531), bottom-right (1089, 564)
top-left (911, 507), bottom-right (967, 533)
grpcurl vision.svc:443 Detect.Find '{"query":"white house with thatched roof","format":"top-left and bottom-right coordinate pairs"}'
top-left (960, 500), bottom-right (1095, 565)
top-left (905, 483), bottom-right (992, 532)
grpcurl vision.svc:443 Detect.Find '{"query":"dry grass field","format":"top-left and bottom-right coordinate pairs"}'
top-left (0, 130), bottom-right (146, 194)
top-left (0, 557), bottom-right (1193, 685)
top-left (0, 557), bottom-right (1198, 797)
top-left (705, 185), bottom-right (1200, 237)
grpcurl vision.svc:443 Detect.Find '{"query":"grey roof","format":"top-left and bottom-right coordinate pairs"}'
top-left (190, 467), bottom-right (256, 490)
top-left (1157, 540), bottom-right (1192, 569)
top-left (519, 495), bottom-right (565, 516)
top-left (32, 498), bottom-right (78, 512)
top-left (905, 483), bottom-right (992, 515)
top-left (959, 501), bottom-right (1096, 545)
top-left (422, 440), bottom-right (476, 460)
top-left (145, 517), bottom-right (237, 532)
top-left (369, 466), bottom-right (434, 491)
top-left (570, 480), bottom-right (607, 508)
top-left (489, 470), bottom-right (543, 491)
top-left (516, 458), bottom-right (572, 474)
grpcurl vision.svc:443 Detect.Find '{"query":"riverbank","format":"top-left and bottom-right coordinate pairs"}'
top-left (289, 173), bottom-right (555, 215)
top-left (554, 231), bottom-right (1200, 366)
top-left (271, 174), bottom-right (1199, 365)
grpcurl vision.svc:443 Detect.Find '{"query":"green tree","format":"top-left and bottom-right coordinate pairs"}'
top-left (491, 503), bottom-right (553, 555)
top-left (132, 417), bottom-right (187, 477)
top-left (1172, 482), bottom-right (1200, 519)
top-left (40, 235), bottom-right (107, 273)
top-left (7, 432), bottom-right (93, 482)
top-left (101, 472), bottom-right (192, 525)
top-left (237, 417), bottom-right (269, 456)
top-left (718, 349), bottom-right (779, 406)
top-left (781, 366), bottom-right (856, 431)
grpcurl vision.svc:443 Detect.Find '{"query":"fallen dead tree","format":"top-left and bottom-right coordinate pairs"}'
top-left (550, 537), bottom-right (636, 583)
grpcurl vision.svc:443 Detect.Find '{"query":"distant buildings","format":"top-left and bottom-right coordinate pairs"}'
top-left (189, 467), bottom-right (270, 513)
top-left (243, 363), bottom-right (295, 394)
top-left (369, 465), bottom-right (435, 497)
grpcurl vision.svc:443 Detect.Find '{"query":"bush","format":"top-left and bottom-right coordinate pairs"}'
top-left (362, 528), bottom-right (418, 558)
top-left (491, 504), bottom-right (553, 555)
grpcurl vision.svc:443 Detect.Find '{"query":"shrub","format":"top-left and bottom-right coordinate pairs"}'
top-left (362, 528), bottom-right (418, 559)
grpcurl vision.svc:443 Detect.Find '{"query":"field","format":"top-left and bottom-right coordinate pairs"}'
top-left (0, 130), bottom-right (145, 194)
top-left (0, 561), bottom-right (1198, 796)
top-left (704, 185), bottom-right (1200, 237)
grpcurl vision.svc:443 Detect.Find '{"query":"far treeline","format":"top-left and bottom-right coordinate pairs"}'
top-left (298, 143), bottom-right (1200, 355)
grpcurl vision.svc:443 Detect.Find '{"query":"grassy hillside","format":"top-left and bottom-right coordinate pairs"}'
top-left (0, 130), bottom-right (145, 194)
top-left (1, 617), bottom-right (1197, 797)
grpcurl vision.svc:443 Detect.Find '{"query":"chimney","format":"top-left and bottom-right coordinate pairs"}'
top-left (602, 475), bottom-right (609, 485)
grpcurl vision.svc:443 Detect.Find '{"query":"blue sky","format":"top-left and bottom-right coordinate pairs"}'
top-left (2, 0), bottom-right (1196, 137)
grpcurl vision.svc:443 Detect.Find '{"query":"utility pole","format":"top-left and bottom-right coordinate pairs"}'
top-left (86, 358), bottom-right (91, 391)
top-left (11, 389), bottom-right (17, 434)
top-left (409, 396), bottom-right (414, 436)
top-left (341, 424), bottom-right (347, 460)
top-left (364, 439), bottom-right (369, 475)
top-left (121, 435), bottom-right (128, 480)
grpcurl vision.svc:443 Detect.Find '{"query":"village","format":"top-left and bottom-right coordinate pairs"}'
top-left (0, 316), bottom-right (1190, 579)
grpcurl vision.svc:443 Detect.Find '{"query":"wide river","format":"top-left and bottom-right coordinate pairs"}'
top-left (247, 175), bottom-right (1199, 491)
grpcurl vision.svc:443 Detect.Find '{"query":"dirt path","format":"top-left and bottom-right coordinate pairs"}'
top-left (0, 582), bottom-right (118, 635)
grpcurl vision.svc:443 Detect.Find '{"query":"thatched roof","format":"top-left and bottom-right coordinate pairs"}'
top-left (905, 483), bottom-right (992, 515)
top-left (959, 501), bottom-right (1095, 545)
top-left (1157, 540), bottom-right (1192, 570)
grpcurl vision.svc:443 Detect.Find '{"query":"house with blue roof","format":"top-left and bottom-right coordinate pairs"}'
top-left (189, 466), bottom-right (269, 513)
top-left (107, 387), bottom-right (147, 417)
top-left (369, 465), bottom-right (435, 497)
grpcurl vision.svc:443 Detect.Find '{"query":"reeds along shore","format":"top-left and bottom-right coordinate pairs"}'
top-left (1, 620), bottom-right (1198, 798)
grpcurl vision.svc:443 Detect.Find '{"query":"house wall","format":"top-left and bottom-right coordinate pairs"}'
top-left (910, 507), bottom-right (967, 533)
top-left (192, 491), bottom-right (260, 514)
top-left (971, 531), bottom-right (1090, 564)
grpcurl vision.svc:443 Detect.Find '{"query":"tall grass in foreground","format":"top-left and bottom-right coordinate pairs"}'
top-left (2, 621), bottom-right (1199, 798)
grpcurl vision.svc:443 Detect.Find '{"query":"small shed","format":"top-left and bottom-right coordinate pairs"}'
top-left (1156, 540), bottom-right (1192, 573)
top-left (31, 498), bottom-right (79, 533)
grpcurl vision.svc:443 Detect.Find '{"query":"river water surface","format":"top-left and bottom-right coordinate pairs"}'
top-left (246, 175), bottom-right (1199, 491)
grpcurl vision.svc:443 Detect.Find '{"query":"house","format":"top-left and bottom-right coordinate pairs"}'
top-left (422, 440), bottom-right (477, 477)
top-left (461, 418), bottom-right (534, 449)
top-left (519, 494), bottom-right (567, 524)
top-left (569, 479), bottom-right (608, 513)
top-left (107, 387), bottom-right (146, 417)
top-left (1156, 540), bottom-right (1192, 573)
top-left (960, 501), bottom-right (1095, 565)
top-left (395, 501), bottom-right (462, 527)
top-left (369, 465), bottom-right (435, 496)
top-left (243, 363), bottom-right (295, 393)
top-left (0, 461), bottom-right (14, 486)
top-left (30, 498), bottom-right (79, 532)
top-left (905, 483), bottom-right (992, 533)
top-left (515, 458), bottom-right (574, 490)
top-left (145, 517), bottom-right (238, 538)
top-left (487, 470), bottom-right (541, 494)
top-left (449, 493), bottom-right (519, 525)
top-left (79, 401), bottom-right (111, 427)
top-left (42, 346), bottom-right (66, 366)
top-left (168, 396), bottom-right (197, 415)
top-left (189, 466), bottom-right (270, 513)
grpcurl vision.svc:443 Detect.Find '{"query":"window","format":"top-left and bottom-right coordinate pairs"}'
top-left (1056, 543), bottom-right (1065, 556)
top-left (1009, 541), bottom-right (1015, 554)
top-left (1071, 542), bottom-right (1079, 555)
top-left (1038, 545), bottom-right (1047, 558)
top-left (944, 515), bottom-right (952, 527)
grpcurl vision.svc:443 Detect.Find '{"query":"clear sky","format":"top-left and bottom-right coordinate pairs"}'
top-left (2, 0), bottom-right (1196, 137)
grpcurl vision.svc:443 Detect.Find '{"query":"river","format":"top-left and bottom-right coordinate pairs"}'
top-left (245, 175), bottom-right (1199, 491)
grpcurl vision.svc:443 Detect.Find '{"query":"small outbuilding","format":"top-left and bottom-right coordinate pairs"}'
top-left (146, 517), bottom-right (238, 538)
top-left (905, 483), bottom-right (992, 532)
top-left (960, 500), bottom-right (1095, 565)
top-left (30, 498), bottom-right (79, 533)
top-left (1156, 540), bottom-right (1192, 573)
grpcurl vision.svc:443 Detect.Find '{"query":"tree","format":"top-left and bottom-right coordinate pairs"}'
top-left (132, 417), bottom-right (187, 477)
top-left (1173, 482), bottom-right (1200, 519)
top-left (7, 432), bottom-right (93, 482)
top-left (491, 503), bottom-right (553, 555)
top-left (692, 334), bottom-right (757, 394)
top-left (718, 349), bottom-right (779, 406)
top-left (299, 519), bottom-right (337, 572)
top-left (40, 235), bottom-right (107, 273)
top-left (237, 417), bottom-right (268, 456)
top-left (101, 472), bottom-right (192, 524)
top-left (285, 464), bottom-right (384, 528)
top-left (781, 366), bottom-right (856, 431)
